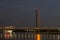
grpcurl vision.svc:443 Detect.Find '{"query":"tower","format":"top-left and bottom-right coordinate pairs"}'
top-left (35, 8), bottom-right (40, 28)
top-left (35, 8), bottom-right (41, 40)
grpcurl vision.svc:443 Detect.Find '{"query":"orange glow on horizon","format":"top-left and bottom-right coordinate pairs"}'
top-left (36, 34), bottom-right (41, 40)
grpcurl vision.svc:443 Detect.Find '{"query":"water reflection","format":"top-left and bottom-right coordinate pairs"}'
top-left (0, 32), bottom-right (60, 40)
top-left (36, 34), bottom-right (41, 40)
top-left (1, 32), bottom-right (40, 40)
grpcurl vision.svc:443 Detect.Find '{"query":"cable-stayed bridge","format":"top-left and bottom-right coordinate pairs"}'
top-left (0, 8), bottom-right (60, 34)
top-left (0, 8), bottom-right (60, 40)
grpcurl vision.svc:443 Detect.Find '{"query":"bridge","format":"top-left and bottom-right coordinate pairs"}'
top-left (0, 26), bottom-right (60, 34)
top-left (0, 8), bottom-right (59, 33)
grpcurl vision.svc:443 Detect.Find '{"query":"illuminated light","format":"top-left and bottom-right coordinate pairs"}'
top-left (26, 29), bottom-right (28, 31)
top-left (36, 34), bottom-right (41, 40)
top-left (7, 30), bottom-right (12, 33)
top-left (4, 30), bottom-right (13, 38)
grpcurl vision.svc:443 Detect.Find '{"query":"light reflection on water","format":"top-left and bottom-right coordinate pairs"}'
top-left (36, 34), bottom-right (41, 40)
top-left (0, 32), bottom-right (59, 40)
top-left (0, 32), bottom-right (39, 40)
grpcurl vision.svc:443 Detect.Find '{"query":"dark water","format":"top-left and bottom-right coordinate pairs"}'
top-left (0, 32), bottom-right (37, 40)
top-left (0, 32), bottom-right (60, 40)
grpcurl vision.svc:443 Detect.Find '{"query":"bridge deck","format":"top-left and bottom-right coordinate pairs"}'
top-left (0, 28), bottom-right (60, 34)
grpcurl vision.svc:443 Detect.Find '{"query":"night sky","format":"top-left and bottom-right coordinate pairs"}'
top-left (0, 0), bottom-right (60, 27)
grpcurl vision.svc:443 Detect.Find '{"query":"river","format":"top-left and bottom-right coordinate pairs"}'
top-left (0, 32), bottom-right (59, 40)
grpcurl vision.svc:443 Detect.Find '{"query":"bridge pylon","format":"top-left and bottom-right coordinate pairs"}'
top-left (35, 8), bottom-right (40, 28)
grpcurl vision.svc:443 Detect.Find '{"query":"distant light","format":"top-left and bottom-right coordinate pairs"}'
top-left (8, 30), bottom-right (12, 33)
